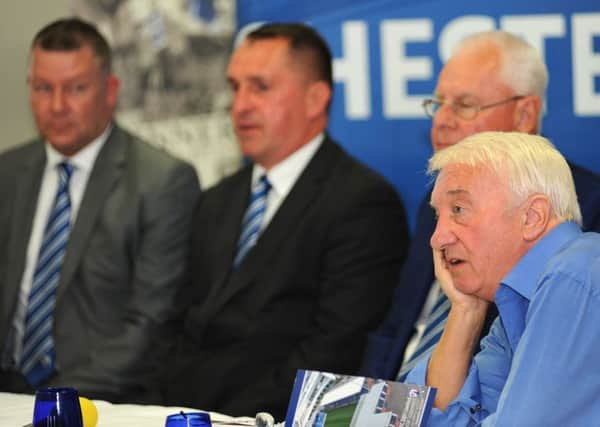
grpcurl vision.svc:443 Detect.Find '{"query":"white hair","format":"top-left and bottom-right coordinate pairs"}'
top-left (428, 131), bottom-right (582, 225)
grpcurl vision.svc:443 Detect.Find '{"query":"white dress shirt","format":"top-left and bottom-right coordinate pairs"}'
top-left (11, 125), bottom-right (111, 363)
top-left (250, 133), bottom-right (324, 233)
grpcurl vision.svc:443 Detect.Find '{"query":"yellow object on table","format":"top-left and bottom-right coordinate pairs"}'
top-left (79, 396), bottom-right (98, 427)
top-left (0, 392), bottom-right (256, 426)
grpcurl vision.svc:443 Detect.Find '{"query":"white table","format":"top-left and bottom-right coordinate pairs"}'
top-left (0, 392), bottom-right (257, 427)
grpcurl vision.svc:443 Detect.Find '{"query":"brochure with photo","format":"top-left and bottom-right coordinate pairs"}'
top-left (284, 370), bottom-right (436, 427)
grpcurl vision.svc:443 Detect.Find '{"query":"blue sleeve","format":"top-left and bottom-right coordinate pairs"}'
top-left (404, 318), bottom-right (511, 426)
top-left (491, 269), bottom-right (600, 426)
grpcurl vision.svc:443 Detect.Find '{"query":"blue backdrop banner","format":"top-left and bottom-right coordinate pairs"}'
top-left (237, 0), bottom-right (600, 232)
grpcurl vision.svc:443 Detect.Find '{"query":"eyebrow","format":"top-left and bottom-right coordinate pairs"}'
top-left (429, 188), bottom-right (469, 209)
top-left (227, 74), bottom-right (268, 85)
top-left (434, 92), bottom-right (479, 102)
top-left (447, 189), bottom-right (469, 196)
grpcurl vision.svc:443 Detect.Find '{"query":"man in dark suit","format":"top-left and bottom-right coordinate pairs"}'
top-left (360, 30), bottom-right (600, 380)
top-left (0, 18), bottom-right (200, 403)
top-left (166, 23), bottom-right (410, 419)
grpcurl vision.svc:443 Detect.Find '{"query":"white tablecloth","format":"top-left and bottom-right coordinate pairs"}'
top-left (0, 392), bottom-right (256, 427)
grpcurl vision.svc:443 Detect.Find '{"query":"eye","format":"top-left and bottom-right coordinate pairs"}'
top-left (254, 81), bottom-right (269, 92)
top-left (228, 80), bottom-right (239, 92)
top-left (455, 99), bottom-right (474, 108)
top-left (32, 82), bottom-right (52, 94)
top-left (66, 83), bottom-right (88, 95)
top-left (455, 101), bottom-right (477, 111)
top-left (451, 205), bottom-right (463, 215)
top-left (453, 101), bottom-right (480, 120)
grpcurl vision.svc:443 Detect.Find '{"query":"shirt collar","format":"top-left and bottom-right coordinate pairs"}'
top-left (44, 123), bottom-right (112, 173)
top-left (500, 221), bottom-right (581, 301)
top-left (495, 221), bottom-right (582, 351)
top-left (251, 133), bottom-right (324, 195)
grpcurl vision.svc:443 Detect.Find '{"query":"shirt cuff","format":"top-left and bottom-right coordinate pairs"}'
top-left (404, 356), bottom-right (488, 426)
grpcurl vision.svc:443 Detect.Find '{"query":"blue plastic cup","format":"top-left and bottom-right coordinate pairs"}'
top-left (33, 387), bottom-right (83, 427)
top-left (165, 411), bottom-right (212, 427)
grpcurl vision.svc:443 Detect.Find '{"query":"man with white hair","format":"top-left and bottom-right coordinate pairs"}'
top-left (360, 30), bottom-right (600, 381)
top-left (406, 131), bottom-right (600, 425)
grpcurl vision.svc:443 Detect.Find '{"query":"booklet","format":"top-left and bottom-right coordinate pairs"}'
top-left (284, 370), bottom-right (436, 427)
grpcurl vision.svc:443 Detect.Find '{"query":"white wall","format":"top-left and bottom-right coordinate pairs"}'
top-left (0, 1), bottom-right (70, 152)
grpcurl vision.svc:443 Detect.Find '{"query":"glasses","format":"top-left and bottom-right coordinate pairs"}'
top-left (422, 95), bottom-right (525, 120)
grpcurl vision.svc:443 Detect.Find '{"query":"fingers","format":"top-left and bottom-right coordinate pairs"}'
top-left (433, 247), bottom-right (452, 292)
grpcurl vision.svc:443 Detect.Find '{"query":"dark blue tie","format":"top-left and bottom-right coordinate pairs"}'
top-left (397, 292), bottom-right (450, 381)
top-left (233, 174), bottom-right (271, 269)
top-left (21, 162), bottom-right (74, 386)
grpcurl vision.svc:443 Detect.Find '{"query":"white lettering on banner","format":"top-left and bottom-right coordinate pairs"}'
top-left (333, 21), bottom-right (371, 119)
top-left (332, 13), bottom-right (599, 119)
top-left (438, 16), bottom-right (495, 62)
top-left (381, 19), bottom-right (433, 118)
top-left (572, 13), bottom-right (600, 116)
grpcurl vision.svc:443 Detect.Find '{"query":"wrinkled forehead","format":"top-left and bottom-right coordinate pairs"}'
top-left (431, 163), bottom-right (503, 205)
top-left (436, 47), bottom-right (510, 97)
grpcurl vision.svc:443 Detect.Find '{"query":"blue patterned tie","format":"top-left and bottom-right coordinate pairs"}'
top-left (21, 162), bottom-right (74, 386)
top-left (397, 292), bottom-right (450, 381)
top-left (233, 174), bottom-right (271, 269)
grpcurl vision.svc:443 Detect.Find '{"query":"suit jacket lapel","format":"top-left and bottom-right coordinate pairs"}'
top-left (56, 127), bottom-right (126, 301)
top-left (203, 166), bottom-right (253, 306)
top-left (212, 138), bottom-right (338, 310)
top-left (2, 145), bottom-right (46, 321)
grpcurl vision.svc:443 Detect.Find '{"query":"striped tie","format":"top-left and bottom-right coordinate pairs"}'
top-left (233, 174), bottom-right (271, 269)
top-left (397, 292), bottom-right (451, 381)
top-left (21, 162), bottom-right (74, 386)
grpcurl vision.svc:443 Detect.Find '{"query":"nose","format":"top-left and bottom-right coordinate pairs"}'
top-left (50, 88), bottom-right (67, 113)
top-left (430, 214), bottom-right (457, 251)
top-left (230, 86), bottom-right (252, 118)
top-left (432, 102), bottom-right (458, 129)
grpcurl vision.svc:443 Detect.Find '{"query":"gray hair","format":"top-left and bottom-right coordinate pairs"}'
top-left (428, 131), bottom-right (582, 225)
top-left (453, 31), bottom-right (548, 100)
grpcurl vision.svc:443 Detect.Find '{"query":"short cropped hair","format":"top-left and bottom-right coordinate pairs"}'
top-left (246, 22), bottom-right (333, 89)
top-left (453, 31), bottom-right (548, 100)
top-left (31, 17), bottom-right (112, 73)
top-left (428, 131), bottom-right (582, 225)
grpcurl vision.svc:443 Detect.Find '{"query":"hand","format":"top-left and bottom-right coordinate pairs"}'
top-left (428, 248), bottom-right (488, 410)
top-left (432, 248), bottom-right (487, 313)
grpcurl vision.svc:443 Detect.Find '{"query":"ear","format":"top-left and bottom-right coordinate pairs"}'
top-left (521, 194), bottom-right (552, 241)
top-left (305, 80), bottom-right (331, 119)
top-left (514, 95), bottom-right (542, 134)
top-left (105, 74), bottom-right (121, 110)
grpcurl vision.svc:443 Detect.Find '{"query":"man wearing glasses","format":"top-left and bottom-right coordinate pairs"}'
top-left (360, 30), bottom-right (600, 381)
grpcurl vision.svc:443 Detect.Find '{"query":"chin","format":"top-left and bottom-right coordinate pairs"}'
top-left (454, 279), bottom-right (483, 297)
top-left (238, 138), bottom-right (260, 151)
top-left (434, 141), bottom-right (459, 152)
top-left (47, 137), bottom-right (84, 155)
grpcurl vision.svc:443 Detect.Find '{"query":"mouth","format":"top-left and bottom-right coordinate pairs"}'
top-left (48, 121), bottom-right (74, 132)
top-left (434, 141), bottom-right (454, 151)
top-left (443, 251), bottom-right (465, 268)
top-left (235, 123), bottom-right (260, 134)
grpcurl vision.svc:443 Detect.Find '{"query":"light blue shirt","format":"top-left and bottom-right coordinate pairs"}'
top-left (407, 221), bottom-right (600, 426)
